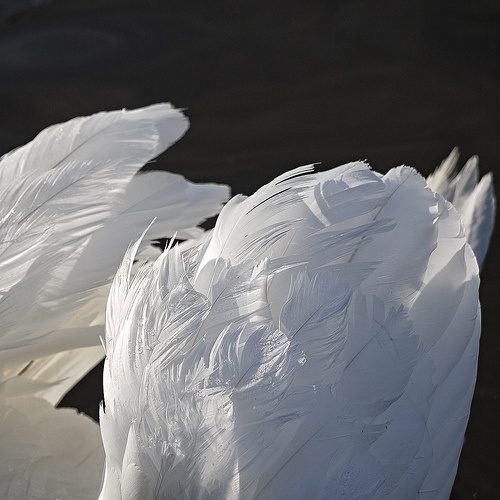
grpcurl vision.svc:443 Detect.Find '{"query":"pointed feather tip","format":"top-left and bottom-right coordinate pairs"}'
top-left (433, 149), bottom-right (488, 182)
top-left (125, 102), bottom-right (188, 125)
top-left (426, 148), bottom-right (460, 193)
top-left (442, 147), bottom-right (460, 168)
top-left (479, 171), bottom-right (494, 189)
top-left (122, 103), bottom-right (190, 154)
top-left (274, 164), bottom-right (317, 185)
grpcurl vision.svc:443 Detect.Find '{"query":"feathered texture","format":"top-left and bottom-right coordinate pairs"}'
top-left (0, 103), bottom-right (229, 372)
top-left (0, 104), bottom-right (230, 499)
top-left (427, 148), bottom-right (495, 267)
top-left (101, 159), bottom-right (490, 499)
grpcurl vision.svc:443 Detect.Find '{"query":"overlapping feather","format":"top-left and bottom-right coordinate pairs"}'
top-left (101, 156), bottom-right (491, 499)
top-left (0, 378), bottom-right (104, 500)
top-left (427, 148), bottom-right (495, 267)
top-left (0, 104), bottom-right (229, 366)
top-left (0, 104), bottom-right (229, 373)
top-left (0, 104), bottom-right (230, 499)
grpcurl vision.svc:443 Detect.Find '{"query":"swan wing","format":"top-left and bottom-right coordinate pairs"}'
top-left (101, 162), bottom-right (483, 499)
top-left (0, 104), bottom-right (229, 367)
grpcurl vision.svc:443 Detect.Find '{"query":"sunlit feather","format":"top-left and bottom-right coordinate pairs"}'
top-left (101, 156), bottom-right (493, 499)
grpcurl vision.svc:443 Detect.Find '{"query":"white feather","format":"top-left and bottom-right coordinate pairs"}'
top-left (427, 149), bottom-right (495, 267)
top-left (0, 103), bottom-right (229, 369)
top-left (101, 159), bottom-right (490, 499)
top-left (0, 104), bottom-right (230, 499)
top-left (3, 345), bottom-right (105, 406)
top-left (0, 381), bottom-right (104, 500)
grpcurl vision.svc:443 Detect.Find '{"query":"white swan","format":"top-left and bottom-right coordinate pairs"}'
top-left (100, 155), bottom-right (494, 498)
top-left (0, 104), bottom-right (229, 499)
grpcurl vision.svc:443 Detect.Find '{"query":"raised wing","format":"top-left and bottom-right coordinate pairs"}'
top-left (0, 104), bottom-right (229, 369)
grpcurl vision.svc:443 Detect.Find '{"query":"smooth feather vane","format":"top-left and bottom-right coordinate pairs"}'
top-left (427, 148), bottom-right (495, 267)
top-left (0, 104), bottom-right (229, 369)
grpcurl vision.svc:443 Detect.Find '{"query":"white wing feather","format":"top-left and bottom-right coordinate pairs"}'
top-left (0, 103), bottom-right (188, 356)
top-left (427, 148), bottom-right (495, 267)
top-left (0, 104), bottom-right (230, 499)
top-left (0, 382), bottom-right (104, 500)
top-left (0, 104), bottom-right (229, 369)
top-left (101, 160), bottom-right (486, 499)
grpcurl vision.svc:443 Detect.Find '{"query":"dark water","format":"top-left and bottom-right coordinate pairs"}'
top-left (1, 0), bottom-right (498, 497)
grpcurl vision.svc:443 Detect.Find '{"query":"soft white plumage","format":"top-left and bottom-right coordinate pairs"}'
top-left (101, 155), bottom-right (494, 499)
top-left (0, 104), bottom-right (230, 499)
top-left (0, 99), bottom-right (493, 499)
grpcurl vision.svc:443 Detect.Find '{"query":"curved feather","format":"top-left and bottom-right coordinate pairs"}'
top-left (0, 103), bottom-right (186, 188)
top-left (0, 103), bottom-right (188, 355)
top-left (0, 104), bottom-right (229, 369)
top-left (0, 104), bottom-right (229, 499)
top-left (427, 149), bottom-right (495, 267)
top-left (0, 380), bottom-right (104, 500)
top-left (3, 345), bottom-right (105, 406)
top-left (101, 160), bottom-right (485, 499)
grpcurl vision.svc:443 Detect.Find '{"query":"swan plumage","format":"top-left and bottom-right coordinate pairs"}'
top-left (0, 103), bottom-right (229, 369)
top-left (101, 156), bottom-right (493, 499)
top-left (0, 101), bottom-right (493, 498)
top-left (0, 104), bottom-right (229, 499)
